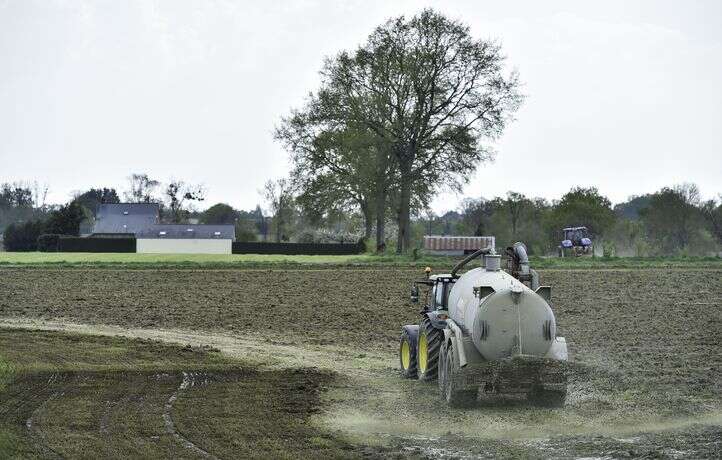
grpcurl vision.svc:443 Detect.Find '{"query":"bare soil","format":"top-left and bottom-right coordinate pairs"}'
top-left (0, 329), bottom-right (393, 459)
top-left (0, 267), bottom-right (720, 458)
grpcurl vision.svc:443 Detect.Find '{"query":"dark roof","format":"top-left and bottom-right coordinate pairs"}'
top-left (137, 224), bottom-right (235, 239)
top-left (93, 203), bottom-right (159, 234)
top-left (92, 203), bottom-right (234, 239)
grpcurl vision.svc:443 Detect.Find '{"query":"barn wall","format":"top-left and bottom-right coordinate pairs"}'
top-left (136, 239), bottom-right (232, 254)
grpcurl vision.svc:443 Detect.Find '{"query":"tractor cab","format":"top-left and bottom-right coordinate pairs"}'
top-left (560, 226), bottom-right (593, 256)
top-left (563, 226), bottom-right (590, 246)
top-left (410, 270), bottom-right (456, 312)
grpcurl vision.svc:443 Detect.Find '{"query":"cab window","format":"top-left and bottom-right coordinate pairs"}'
top-left (434, 282), bottom-right (444, 308)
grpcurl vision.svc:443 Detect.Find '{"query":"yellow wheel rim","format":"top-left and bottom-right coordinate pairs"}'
top-left (418, 333), bottom-right (428, 373)
top-left (401, 340), bottom-right (411, 369)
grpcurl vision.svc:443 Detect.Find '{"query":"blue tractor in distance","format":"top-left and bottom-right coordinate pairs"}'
top-left (559, 226), bottom-right (593, 257)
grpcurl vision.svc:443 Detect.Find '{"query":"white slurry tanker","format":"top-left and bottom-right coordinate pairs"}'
top-left (399, 242), bottom-right (568, 407)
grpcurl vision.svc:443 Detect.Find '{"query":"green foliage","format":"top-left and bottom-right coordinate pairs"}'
top-left (0, 182), bottom-right (46, 234)
top-left (73, 188), bottom-right (120, 216)
top-left (0, 183), bottom-right (33, 208)
top-left (606, 218), bottom-right (648, 257)
top-left (44, 201), bottom-right (86, 236)
top-left (37, 234), bottom-right (61, 252)
top-left (4, 202), bottom-right (86, 251)
top-left (278, 9), bottom-right (522, 253)
top-left (201, 203), bottom-right (239, 224)
top-left (700, 197), bottom-right (722, 245)
top-left (639, 184), bottom-right (705, 255)
top-left (2, 220), bottom-right (45, 251)
top-left (613, 194), bottom-right (651, 220)
top-left (234, 220), bottom-right (258, 242)
top-left (264, 179), bottom-right (296, 242)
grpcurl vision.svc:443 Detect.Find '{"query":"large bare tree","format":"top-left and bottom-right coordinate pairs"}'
top-left (124, 173), bottom-right (160, 203)
top-left (164, 180), bottom-right (205, 223)
top-left (263, 178), bottom-right (295, 242)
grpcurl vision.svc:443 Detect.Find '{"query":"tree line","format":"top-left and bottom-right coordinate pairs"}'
top-left (0, 174), bottom-right (265, 251)
top-left (1, 174), bottom-right (720, 256)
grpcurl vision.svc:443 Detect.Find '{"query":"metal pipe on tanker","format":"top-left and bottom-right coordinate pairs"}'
top-left (450, 247), bottom-right (494, 277)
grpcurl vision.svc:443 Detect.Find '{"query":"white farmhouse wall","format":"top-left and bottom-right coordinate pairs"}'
top-left (136, 239), bottom-right (232, 254)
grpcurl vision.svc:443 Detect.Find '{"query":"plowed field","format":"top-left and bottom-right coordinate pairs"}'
top-left (1, 266), bottom-right (720, 458)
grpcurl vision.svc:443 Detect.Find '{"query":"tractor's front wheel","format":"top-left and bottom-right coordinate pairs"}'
top-left (417, 316), bottom-right (443, 381)
top-left (399, 325), bottom-right (419, 379)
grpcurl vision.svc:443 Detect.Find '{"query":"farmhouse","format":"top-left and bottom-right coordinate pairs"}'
top-left (92, 203), bottom-right (234, 254)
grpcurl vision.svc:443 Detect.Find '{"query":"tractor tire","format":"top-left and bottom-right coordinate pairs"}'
top-left (416, 316), bottom-right (443, 381)
top-left (399, 325), bottom-right (419, 379)
top-left (439, 342), bottom-right (477, 407)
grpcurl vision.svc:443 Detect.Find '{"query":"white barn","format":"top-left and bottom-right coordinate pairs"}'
top-left (92, 203), bottom-right (234, 254)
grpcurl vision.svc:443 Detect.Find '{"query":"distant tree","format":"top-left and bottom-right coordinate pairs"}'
top-left (0, 182), bottom-right (51, 234)
top-left (44, 202), bottom-right (86, 236)
top-left (250, 205), bottom-right (269, 240)
top-left (640, 184), bottom-right (704, 253)
top-left (503, 191), bottom-right (533, 239)
top-left (701, 196), bottom-right (722, 245)
top-left (200, 203), bottom-right (239, 225)
top-left (263, 179), bottom-right (295, 242)
top-left (2, 220), bottom-right (45, 251)
top-left (459, 198), bottom-right (497, 236)
top-left (234, 220), bottom-right (258, 242)
top-left (124, 173), bottom-right (160, 203)
top-left (31, 182), bottom-right (50, 211)
top-left (164, 181), bottom-right (205, 223)
top-left (0, 183), bottom-right (33, 208)
top-left (73, 188), bottom-right (120, 216)
top-left (614, 195), bottom-right (652, 220)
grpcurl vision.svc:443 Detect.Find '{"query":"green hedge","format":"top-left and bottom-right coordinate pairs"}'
top-left (37, 234), bottom-right (61, 252)
top-left (56, 237), bottom-right (136, 253)
top-left (232, 241), bottom-right (365, 255)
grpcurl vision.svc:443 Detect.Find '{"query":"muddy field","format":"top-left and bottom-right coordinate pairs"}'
top-left (1, 266), bottom-right (720, 458)
top-left (0, 329), bottom-right (372, 459)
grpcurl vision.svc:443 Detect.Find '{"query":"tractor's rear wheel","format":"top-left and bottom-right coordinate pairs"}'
top-left (439, 342), bottom-right (477, 407)
top-left (399, 326), bottom-right (418, 379)
top-left (417, 316), bottom-right (443, 381)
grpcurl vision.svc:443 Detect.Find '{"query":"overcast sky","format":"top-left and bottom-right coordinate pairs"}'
top-left (1, 0), bottom-right (721, 213)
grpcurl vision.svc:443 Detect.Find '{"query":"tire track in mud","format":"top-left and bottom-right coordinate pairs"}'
top-left (162, 371), bottom-right (219, 459)
top-left (26, 389), bottom-right (63, 460)
top-left (8, 372), bottom-right (69, 459)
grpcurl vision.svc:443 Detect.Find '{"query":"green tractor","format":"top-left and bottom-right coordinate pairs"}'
top-left (399, 244), bottom-right (569, 407)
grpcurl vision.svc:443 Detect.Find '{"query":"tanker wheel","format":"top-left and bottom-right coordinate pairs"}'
top-left (399, 326), bottom-right (418, 379)
top-left (416, 316), bottom-right (443, 381)
top-left (439, 343), bottom-right (477, 407)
